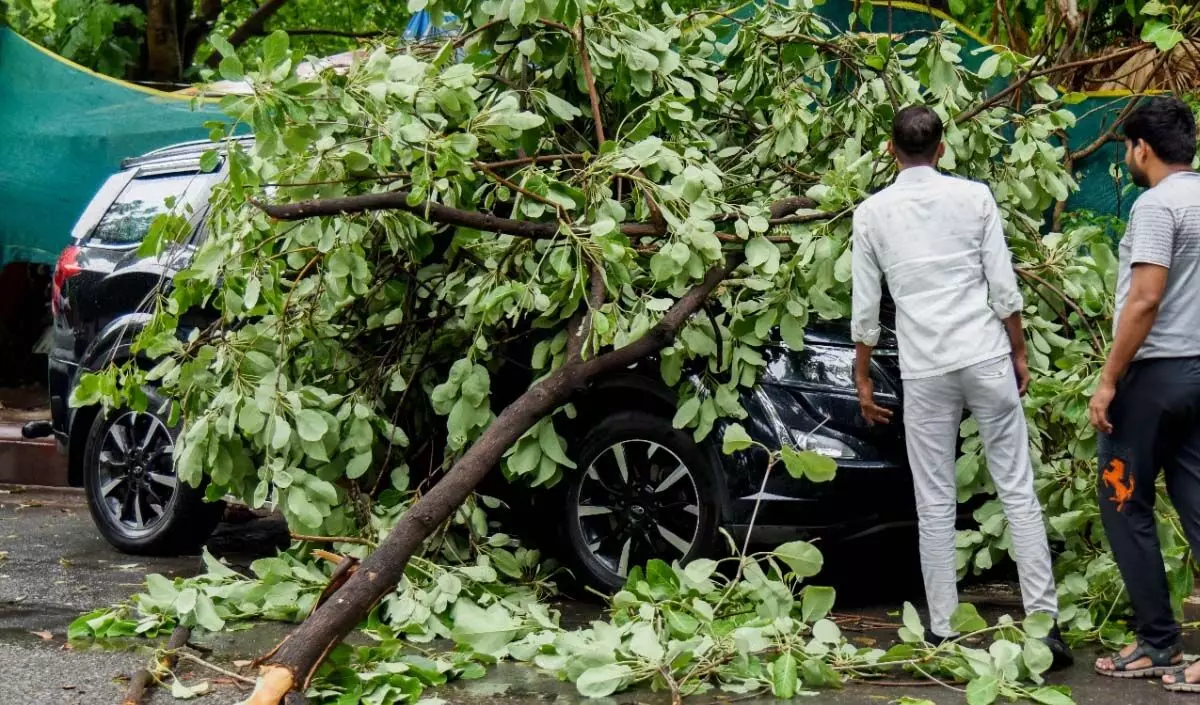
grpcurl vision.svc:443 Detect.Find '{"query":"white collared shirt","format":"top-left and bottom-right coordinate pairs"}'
top-left (851, 166), bottom-right (1023, 379)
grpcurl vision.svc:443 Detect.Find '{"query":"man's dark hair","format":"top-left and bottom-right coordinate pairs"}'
top-left (892, 105), bottom-right (943, 161)
top-left (1123, 97), bottom-right (1197, 165)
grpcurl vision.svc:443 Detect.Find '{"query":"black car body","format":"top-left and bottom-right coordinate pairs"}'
top-left (36, 139), bottom-right (916, 591)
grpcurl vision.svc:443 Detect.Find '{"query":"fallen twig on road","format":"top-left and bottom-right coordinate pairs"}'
top-left (120, 625), bottom-right (190, 705)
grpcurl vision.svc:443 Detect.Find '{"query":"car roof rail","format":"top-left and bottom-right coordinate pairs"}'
top-left (120, 135), bottom-right (254, 170)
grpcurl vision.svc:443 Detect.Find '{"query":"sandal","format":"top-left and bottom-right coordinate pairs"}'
top-left (1163, 662), bottom-right (1200, 692)
top-left (1095, 641), bottom-right (1184, 679)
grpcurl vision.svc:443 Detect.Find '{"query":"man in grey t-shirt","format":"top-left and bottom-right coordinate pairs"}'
top-left (1091, 97), bottom-right (1200, 688)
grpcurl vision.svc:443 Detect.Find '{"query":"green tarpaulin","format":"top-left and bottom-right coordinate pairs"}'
top-left (0, 27), bottom-right (221, 269)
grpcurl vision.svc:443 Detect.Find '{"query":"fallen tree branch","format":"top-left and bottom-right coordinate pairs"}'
top-left (242, 258), bottom-right (739, 704)
top-left (254, 189), bottom-right (829, 241)
top-left (954, 44), bottom-right (1144, 124)
top-left (1015, 267), bottom-right (1105, 352)
top-left (121, 626), bottom-right (191, 705)
top-left (176, 652), bottom-right (258, 685)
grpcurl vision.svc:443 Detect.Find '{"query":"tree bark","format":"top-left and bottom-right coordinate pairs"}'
top-left (242, 259), bottom-right (737, 704)
top-left (145, 0), bottom-right (184, 82)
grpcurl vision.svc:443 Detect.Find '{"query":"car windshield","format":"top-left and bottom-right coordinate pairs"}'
top-left (89, 173), bottom-right (199, 246)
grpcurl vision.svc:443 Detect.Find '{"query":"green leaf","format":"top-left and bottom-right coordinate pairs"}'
top-left (978, 53), bottom-right (1001, 80)
top-left (628, 622), bottom-right (665, 661)
top-left (208, 35), bottom-right (235, 58)
top-left (286, 489), bottom-right (324, 529)
top-left (1023, 638), bottom-right (1054, 675)
top-left (193, 593), bottom-right (225, 632)
top-left (346, 451), bottom-right (373, 479)
top-left (270, 417), bottom-right (292, 450)
top-left (780, 313), bottom-right (806, 351)
top-left (770, 652), bottom-right (798, 698)
top-left (261, 30), bottom-right (289, 68)
top-left (673, 397), bottom-right (701, 429)
top-left (451, 600), bottom-right (521, 655)
top-left (901, 602), bottom-right (926, 642)
top-left (722, 423), bottom-right (754, 454)
top-left (295, 409), bottom-right (328, 443)
top-left (833, 247), bottom-right (853, 283)
top-left (950, 603), bottom-right (988, 633)
top-left (811, 618), bottom-right (841, 644)
top-left (781, 447), bottom-right (837, 483)
top-left (538, 421), bottom-right (576, 468)
top-left (575, 664), bottom-right (632, 698)
top-left (219, 55), bottom-right (244, 81)
top-left (745, 237), bottom-right (775, 267)
top-left (773, 540), bottom-right (824, 578)
top-left (1030, 687), bottom-right (1075, 705)
top-left (1142, 19), bottom-right (1185, 51)
top-left (199, 149), bottom-right (220, 173)
top-left (801, 585), bottom-right (837, 623)
top-left (1023, 612), bottom-right (1055, 639)
top-left (966, 675), bottom-right (1000, 705)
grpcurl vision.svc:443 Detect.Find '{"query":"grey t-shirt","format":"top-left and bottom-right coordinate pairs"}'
top-left (1116, 171), bottom-right (1200, 360)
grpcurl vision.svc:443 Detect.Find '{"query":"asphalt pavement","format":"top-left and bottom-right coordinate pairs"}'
top-left (1, 485), bottom-right (1197, 705)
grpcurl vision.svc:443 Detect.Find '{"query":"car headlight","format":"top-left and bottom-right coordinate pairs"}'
top-left (795, 344), bottom-right (857, 390)
top-left (791, 429), bottom-right (858, 459)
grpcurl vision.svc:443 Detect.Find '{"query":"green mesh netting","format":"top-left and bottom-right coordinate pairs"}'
top-left (806, 0), bottom-right (1136, 221)
top-left (0, 27), bottom-right (222, 269)
top-left (0, 7), bottom-right (1137, 269)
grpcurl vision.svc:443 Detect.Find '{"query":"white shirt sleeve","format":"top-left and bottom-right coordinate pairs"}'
top-left (979, 188), bottom-right (1024, 319)
top-left (851, 207), bottom-right (883, 346)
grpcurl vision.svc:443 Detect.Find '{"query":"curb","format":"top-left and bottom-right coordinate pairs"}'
top-left (0, 422), bottom-right (68, 487)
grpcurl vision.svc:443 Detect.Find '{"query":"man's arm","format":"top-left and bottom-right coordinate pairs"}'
top-left (1089, 263), bottom-right (1169, 432)
top-left (850, 209), bottom-right (893, 425)
top-left (979, 188), bottom-right (1030, 393)
top-left (1002, 315), bottom-right (1030, 395)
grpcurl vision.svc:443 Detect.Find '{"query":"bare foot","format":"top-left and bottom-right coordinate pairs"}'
top-left (1096, 643), bottom-right (1153, 673)
top-left (1164, 661), bottom-right (1200, 687)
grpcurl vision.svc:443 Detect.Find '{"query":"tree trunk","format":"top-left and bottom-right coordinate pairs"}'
top-left (145, 0), bottom-right (183, 82)
top-left (242, 260), bottom-right (735, 704)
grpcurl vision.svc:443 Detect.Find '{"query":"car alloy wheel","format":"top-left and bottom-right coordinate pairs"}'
top-left (574, 439), bottom-right (701, 578)
top-left (94, 411), bottom-right (178, 534)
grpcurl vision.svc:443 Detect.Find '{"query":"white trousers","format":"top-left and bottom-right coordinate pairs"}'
top-left (903, 354), bottom-right (1059, 637)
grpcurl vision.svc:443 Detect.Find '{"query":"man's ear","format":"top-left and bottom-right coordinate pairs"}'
top-left (935, 142), bottom-right (946, 162)
top-left (886, 140), bottom-right (898, 161)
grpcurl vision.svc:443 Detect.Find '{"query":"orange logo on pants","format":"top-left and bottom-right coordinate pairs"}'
top-left (1102, 459), bottom-right (1135, 512)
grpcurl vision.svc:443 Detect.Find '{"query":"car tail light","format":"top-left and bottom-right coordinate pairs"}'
top-left (51, 245), bottom-right (83, 316)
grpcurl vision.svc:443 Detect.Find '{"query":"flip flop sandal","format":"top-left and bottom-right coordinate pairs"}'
top-left (1095, 642), bottom-right (1184, 679)
top-left (1163, 664), bottom-right (1200, 692)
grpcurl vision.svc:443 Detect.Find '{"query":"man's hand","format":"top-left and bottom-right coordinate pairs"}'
top-left (1013, 354), bottom-right (1031, 396)
top-left (1089, 376), bottom-right (1116, 434)
top-left (856, 378), bottom-right (894, 426)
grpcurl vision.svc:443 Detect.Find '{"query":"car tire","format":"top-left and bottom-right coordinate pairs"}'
top-left (560, 410), bottom-right (723, 594)
top-left (82, 391), bottom-right (222, 555)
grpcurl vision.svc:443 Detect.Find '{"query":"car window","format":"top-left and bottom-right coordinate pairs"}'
top-left (88, 173), bottom-right (201, 246)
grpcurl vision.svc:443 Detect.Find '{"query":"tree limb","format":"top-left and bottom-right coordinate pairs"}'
top-left (243, 257), bottom-right (738, 705)
top-left (1015, 267), bottom-right (1104, 352)
top-left (207, 0), bottom-right (292, 67)
top-left (251, 191), bottom-right (828, 239)
top-left (954, 44), bottom-right (1144, 124)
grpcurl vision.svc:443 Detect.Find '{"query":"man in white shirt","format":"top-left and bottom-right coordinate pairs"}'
top-left (851, 106), bottom-right (1068, 661)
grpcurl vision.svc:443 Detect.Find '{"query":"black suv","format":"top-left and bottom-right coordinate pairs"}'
top-left (32, 139), bottom-right (915, 592)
